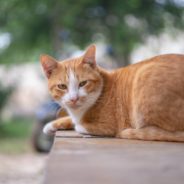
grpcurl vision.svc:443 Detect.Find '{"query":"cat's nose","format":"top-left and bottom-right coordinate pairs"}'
top-left (70, 97), bottom-right (79, 104)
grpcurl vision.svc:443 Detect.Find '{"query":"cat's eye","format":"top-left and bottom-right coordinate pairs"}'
top-left (79, 80), bottom-right (87, 87)
top-left (57, 84), bottom-right (67, 90)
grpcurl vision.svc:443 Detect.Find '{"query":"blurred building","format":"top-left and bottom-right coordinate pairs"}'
top-left (131, 30), bottom-right (184, 63)
top-left (0, 64), bottom-right (49, 120)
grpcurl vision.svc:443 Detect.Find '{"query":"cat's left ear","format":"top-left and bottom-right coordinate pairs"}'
top-left (82, 44), bottom-right (96, 68)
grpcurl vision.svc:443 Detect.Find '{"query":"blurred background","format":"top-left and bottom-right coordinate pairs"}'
top-left (0, 0), bottom-right (183, 184)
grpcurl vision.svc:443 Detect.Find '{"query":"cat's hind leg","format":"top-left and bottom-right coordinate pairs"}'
top-left (119, 126), bottom-right (184, 142)
top-left (43, 116), bottom-right (73, 135)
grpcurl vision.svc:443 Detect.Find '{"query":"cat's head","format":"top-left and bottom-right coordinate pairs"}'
top-left (40, 45), bottom-right (103, 111)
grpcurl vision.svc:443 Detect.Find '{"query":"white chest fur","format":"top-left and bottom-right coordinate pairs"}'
top-left (66, 107), bottom-right (88, 134)
top-left (66, 107), bottom-right (84, 125)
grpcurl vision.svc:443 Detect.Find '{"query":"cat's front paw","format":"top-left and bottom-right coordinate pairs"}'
top-left (75, 124), bottom-right (88, 134)
top-left (43, 122), bottom-right (57, 135)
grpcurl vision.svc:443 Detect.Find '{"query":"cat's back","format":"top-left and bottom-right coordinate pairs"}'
top-left (130, 54), bottom-right (184, 131)
top-left (132, 53), bottom-right (184, 92)
top-left (113, 54), bottom-right (184, 102)
top-left (130, 53), bottom-right (184, 71)
top-left (137, 53), bottom-right (184, 63)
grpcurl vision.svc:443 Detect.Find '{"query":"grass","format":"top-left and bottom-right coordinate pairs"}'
top-left (0, 118), bottom-right (34, 154)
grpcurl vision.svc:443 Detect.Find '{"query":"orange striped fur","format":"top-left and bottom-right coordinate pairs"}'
top-left (41, 45), bottom-right (184, 142)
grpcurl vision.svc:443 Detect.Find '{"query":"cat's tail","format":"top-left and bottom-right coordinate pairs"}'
top-left (119, 126), bottom-right (184, 142)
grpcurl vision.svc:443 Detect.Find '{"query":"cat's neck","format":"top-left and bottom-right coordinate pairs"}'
top-left (66, 106), bottom-right (87, 125)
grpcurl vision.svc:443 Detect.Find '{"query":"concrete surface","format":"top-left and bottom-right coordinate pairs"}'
top-left (44, 131), bottom-right (184, 184)
top-left (0, 153), bottom-right (47, 184)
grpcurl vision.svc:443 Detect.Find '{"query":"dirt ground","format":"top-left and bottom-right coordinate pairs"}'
top-left (0, 153), bottom-right (48, 184)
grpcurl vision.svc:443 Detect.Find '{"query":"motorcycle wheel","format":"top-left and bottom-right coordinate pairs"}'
top-left (31, 121), bottom-right (54, 153)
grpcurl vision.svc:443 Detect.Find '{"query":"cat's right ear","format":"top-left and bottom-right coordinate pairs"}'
top-left (40, 55), bottom-right (58, 78)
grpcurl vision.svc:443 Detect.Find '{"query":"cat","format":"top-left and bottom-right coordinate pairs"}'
top-left (40, 44), bottom-right (184, 142)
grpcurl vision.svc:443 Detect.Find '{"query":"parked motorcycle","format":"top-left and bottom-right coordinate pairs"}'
top-left (31, 101), bottom-right (63, 153)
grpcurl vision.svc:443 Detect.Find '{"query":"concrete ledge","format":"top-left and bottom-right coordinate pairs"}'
top-left (44, 130), bottom-right (184, 184)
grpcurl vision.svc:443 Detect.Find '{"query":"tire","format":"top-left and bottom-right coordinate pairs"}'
top-left (31, 121), bottom-right (54, 153)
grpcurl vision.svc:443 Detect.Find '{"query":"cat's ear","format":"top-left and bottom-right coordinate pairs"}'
top-left (40, 55), bottom-right (58, 78)
top-left (82, 44), bottom-right (96, 68)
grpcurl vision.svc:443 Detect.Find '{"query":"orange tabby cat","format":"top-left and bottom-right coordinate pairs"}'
top-left (40, 45), bottom-right (184, 142)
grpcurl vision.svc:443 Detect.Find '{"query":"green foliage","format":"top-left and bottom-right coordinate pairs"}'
top-left (0, 118), bottom-right (33, 154)
top-left (0, 85), bottom-right (12, 114)
top-left (0, 118), bottom-right (33, 138)
top-left (0, 139), bottom-right (31, 154)
top-left (0, 0), bottom-right (183, 65)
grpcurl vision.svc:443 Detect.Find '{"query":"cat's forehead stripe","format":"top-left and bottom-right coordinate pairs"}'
top-left (64, 63), bottom-right (79, 80)
top-left (73, 64), bottom-right (78, 79)
top-left (64, 65), bottom-right (69, 80)
top-left (69, 67), bottom-right (78, 82)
